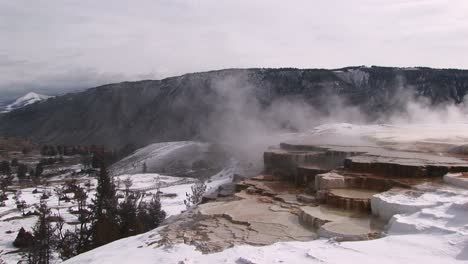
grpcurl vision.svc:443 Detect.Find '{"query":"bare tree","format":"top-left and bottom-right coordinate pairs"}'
top-left (184, 180), bottom-right (207, 209)
top-left (54, 187), bottom-right (64, 206)
top-left (122, 177), bottom-right (133, 198)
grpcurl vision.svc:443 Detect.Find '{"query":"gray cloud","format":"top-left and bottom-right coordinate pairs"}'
top-left (0, 0), bottom-right (467, 100)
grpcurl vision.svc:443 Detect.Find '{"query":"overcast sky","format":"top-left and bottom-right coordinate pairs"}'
top-left (0, 0), bottom-right (467, 100)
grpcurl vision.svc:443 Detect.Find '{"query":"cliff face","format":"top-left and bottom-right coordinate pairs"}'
top-left (1, 66), bottom-right (468, 148)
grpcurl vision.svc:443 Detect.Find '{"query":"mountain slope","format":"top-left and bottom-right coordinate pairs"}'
top-left (1, 92), bottom-right (52, 113)
top-left (0, 67), bottom-right (467, 148)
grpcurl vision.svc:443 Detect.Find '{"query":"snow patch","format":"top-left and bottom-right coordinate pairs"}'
top-left (1, 92), bottom-right (52, 113)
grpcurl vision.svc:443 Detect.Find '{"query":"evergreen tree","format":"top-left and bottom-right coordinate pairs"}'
top-left (17, 164), bottom-right (28, 179)
top-left (80, 154), bottom-right (92, 170)
top-left (117, 196), bottom-right (139, 237)
top-left (27, 202), bottom-right (54, 264)
top-left (35, 163), bottom-right (44, 178)
top-left (90, 164), bottom-right (119, 248)
top-left (136, 193), bottom-right (166, 231)
top-left (146, 193), bottom-right (166, 228)
top-left (0, 161), bottom-right (10, 175)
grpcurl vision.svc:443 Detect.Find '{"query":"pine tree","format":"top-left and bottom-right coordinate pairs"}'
top-left (90, 164), bottom-right (119, 248)
top-left (27, 202), bottom-right (54, 264)
top-left (35, 163), bottom-right (44, 178)
top-left (17, 164), bottom-right (28, 179)
top-left (0, 161), bottom-right (10, 175)
top-left (11, 158), bottom-right (18, 167)
top-left (136, 193), bottom-right (166, 231)
top-left (117, 195), bottom-right (139, 237)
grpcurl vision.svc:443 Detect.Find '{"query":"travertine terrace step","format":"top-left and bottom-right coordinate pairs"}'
top-left (344, 154), bottom-right (468, 178)
top-left (314, 171), bottom-right (412, 192)
top-left (323, 188), bottom-right (378, 212)
top-left (298, 206), bottom-right (383, 241)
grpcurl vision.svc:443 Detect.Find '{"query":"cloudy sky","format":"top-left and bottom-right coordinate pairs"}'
top-left (0, 0), bottom-right (467, 100)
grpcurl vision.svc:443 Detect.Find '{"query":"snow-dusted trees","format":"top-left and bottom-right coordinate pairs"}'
top-left (184, 180), bottom-right (207, 209)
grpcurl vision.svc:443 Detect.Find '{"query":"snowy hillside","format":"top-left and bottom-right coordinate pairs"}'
top-left (1, 92), bottom-right (52, 113)
top-left (110, 141), bottom-right (231, 178)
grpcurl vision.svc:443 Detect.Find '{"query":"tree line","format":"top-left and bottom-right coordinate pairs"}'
top-left (14, 163), bottom-right (166, 263)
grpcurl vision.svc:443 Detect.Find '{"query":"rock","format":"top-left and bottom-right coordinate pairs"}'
top-left (235, 182), bottom-right (250, 192)
top-left (315, 172), bottom-right (347, 191)
top-left (315, 190), bottom-right (328, 203)
top-left (251, 174), bottom-right (277, 181)
top-left (13, 227), bottom-right (34, 248)
top-left (236, 257), bottom-right (260, 264)
top-left (444, 173), bottom-right (468, 189)
top-left (245, 186), bottom-right (258, 194)
top-left (201, 192), bottom-right (218, 203)
top-left (318, 222), bottom-right (381, 241)
top-left (218, 183), bottom-right (236, 197)
top-left (299, 206), bottom-right (335, 228)
top-left (299, 206), bottom-right (381, 241)
top-left (371, 188), bottom-right (430, 221)
top-left (297, 166), bottom-right (330, 186)
top-left (297, 194), bottom-right (316, 203)
top-left (324, 188), bottom-right (377, 212)
top-left (178, 258), bottom-right (193, 264)
top-left (232, 174), bottom-right (246, 183)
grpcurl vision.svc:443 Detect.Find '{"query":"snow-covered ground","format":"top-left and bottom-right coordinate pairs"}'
top-left (0, 169), bottom-right (233, 263)
top-left (4, 124), bottom-right (468, 263)
top-left (62, 123), bottom-right (468, 264)
top-left (62, 177), bottom-right (468, 264)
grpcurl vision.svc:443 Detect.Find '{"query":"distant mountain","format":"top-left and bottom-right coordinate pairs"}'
top-left (1, 92), bottom-right (52, 113)
top-left (0, 67), bottom-right (467, 149)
